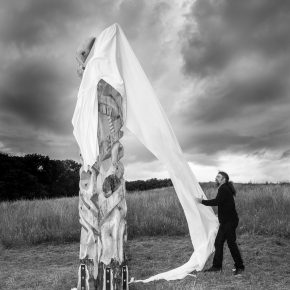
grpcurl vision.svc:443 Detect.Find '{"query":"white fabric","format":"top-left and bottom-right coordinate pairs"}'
top-left (72, 23), bottom-right (218, 281)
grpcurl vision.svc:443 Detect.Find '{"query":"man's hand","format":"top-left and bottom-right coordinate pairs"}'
top-left (195, 197), bottom-right (203, 204)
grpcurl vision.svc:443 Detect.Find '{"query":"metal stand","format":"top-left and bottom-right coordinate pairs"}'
top-left (122, 265), bottom-right (128, 290)
top-left (105, 267), bottom-right (112, 290)
top-left (81, 264), bottom-right (86, 290)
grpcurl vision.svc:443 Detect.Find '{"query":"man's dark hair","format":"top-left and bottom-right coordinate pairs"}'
top-left (218, 171), bottom-right (236, 196)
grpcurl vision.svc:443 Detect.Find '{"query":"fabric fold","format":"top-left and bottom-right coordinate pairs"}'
top-left (72, 23), bottom-right (218, 282)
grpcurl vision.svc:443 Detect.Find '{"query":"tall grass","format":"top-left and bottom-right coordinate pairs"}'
top-left (236, 184), bottom-right (290, 236)
top-left (0, 184), bottom-right (289, 247)
top-left (0, 197), bottom-right (79, 247)
top-left (127, 187), bottom-right (187, 237)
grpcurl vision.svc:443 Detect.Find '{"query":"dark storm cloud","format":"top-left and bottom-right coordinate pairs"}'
top-left (0, 0), bottom-right (172, 164)
top-left (184, 72), bottom-right (289, 124)
top-left (0, 0), bottom-right (115, 139)
top-left (178, 0), bottom-right (290, 157)
top-left (180, 122), bottom-right (290, 158)
top-left (0, 0), bottom-right (157, 136)
top-left (0, 58), bottom-right (74, 134)
top-left (0, 0), bottom-right (120, 47)
top-left (0, 0), bottom-right (79, 47)
top-left (281, 149), bottom-right (290, 159)
top-left (182, 129), bottom-right (253, 155)
top-left (0, 131), bottom-right (47, 155)
top-left (0, 0), bottom-right (157, 51)
top-left (181, 0), bottom-right (290, 76)
top-left (116, 0), bottom-right (146, 39)
top-left (0, 127), bottom-right (77, 160)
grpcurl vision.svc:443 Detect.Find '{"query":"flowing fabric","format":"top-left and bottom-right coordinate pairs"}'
top-left (72, 23), bottom-right (218, 282)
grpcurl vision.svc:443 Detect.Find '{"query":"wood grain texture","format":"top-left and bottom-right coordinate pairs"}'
top-left (77, 79), bottom-right (127, 290)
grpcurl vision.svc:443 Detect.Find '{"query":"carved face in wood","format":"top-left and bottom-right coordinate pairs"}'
top-left (76, 37), bottom-right (96, 78)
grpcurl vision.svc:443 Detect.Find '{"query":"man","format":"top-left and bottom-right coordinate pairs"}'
top-left (197, 171), bottom-right (245, 275)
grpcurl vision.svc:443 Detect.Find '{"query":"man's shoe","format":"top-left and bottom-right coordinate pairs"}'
top-left (233, 268), bottom-right (245, 276)
top-left (204, 266), bottom-right (222, 273)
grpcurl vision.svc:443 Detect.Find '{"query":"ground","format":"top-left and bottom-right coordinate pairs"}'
top-left (1, 234), bottom-right (289, 290)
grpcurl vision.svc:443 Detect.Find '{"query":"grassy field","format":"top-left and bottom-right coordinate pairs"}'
top-left (1, 183), bottom-right (289, 247)
top-left (1, 234), bottom-right (289, 289)
top-left (0, 183), bottom-right (290, 289)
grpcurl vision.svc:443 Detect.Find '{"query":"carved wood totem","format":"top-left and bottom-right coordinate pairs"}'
top-left (76, 79), bottom-right (128, 290)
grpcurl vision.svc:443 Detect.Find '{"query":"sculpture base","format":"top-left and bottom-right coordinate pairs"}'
top-left (97, 260), bottom-right (128, 290)
top-left (75, 260), bottom-right (129, 290)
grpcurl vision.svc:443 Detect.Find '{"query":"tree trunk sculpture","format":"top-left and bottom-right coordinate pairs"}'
top-left (76, 79), bottom-right (128, 290)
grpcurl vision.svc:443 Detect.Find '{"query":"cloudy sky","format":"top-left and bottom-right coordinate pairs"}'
top-left (0, 0), bottom-right (289, 182)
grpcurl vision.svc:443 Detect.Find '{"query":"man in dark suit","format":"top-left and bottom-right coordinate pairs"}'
top-left (198, 171), bottom-right (245, 275)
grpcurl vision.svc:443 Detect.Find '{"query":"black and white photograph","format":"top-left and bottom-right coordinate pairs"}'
top-left (0, 0), bottom-right (289, 289)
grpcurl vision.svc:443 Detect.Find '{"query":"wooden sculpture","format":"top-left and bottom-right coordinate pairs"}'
top-left (75, 39), bottom-right (128, 290)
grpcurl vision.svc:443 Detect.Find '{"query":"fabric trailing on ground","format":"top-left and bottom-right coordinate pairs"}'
top-left (72, 23), bottom-right (218, 282)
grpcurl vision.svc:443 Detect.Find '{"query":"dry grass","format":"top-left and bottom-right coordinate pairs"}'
top-left (0, 183), bottom-right (289, 248)
top-left (1, 183), bottom-right (289, 289)
top-left (1, 234), bottom-right (289, 289)
top-left (0, 197), bottom-right (80, 247)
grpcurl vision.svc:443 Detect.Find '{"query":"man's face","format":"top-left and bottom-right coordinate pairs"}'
top-left (215, 174), bottom-right (224, 186)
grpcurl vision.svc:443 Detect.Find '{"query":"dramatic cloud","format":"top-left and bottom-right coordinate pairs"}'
top-left (179, 0), bottom-right (290, 160)
top-left (0, 58), bottom-right (75, 134)
top-left (281, 149), bottom-right (290, 160)
top-left (0, 0), bottom-right (289, 181)
top-left (0, 0), bottom-right (185, 175)
top-left (182, 0), bottom-right (290, 77)
top-left (0, 0), bottom-right (80, 47)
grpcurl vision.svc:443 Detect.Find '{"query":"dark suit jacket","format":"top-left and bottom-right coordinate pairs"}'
top-left (202, 183), bottom-right (239, 224)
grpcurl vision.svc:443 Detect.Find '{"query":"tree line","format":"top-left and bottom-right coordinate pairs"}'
top-left (0, 153), bottom-right (173, 201)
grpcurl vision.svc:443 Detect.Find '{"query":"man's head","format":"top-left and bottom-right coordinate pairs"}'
top-left (215, 171), bottom-right (229, 186)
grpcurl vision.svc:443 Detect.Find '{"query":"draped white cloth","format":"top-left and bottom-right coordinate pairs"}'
top-left (72, 23), bottom-right (218, 282)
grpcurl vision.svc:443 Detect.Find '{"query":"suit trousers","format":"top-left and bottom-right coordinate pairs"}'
top-left (213, 220), bottom-right (244, 269)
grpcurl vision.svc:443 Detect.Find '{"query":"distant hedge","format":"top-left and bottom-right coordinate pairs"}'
top-left (0, 153), bottom-right (81, 201)
top-left (125, 178), bottom-right (172, 191)
top-left (0, 152), bottom-right (173, 201)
